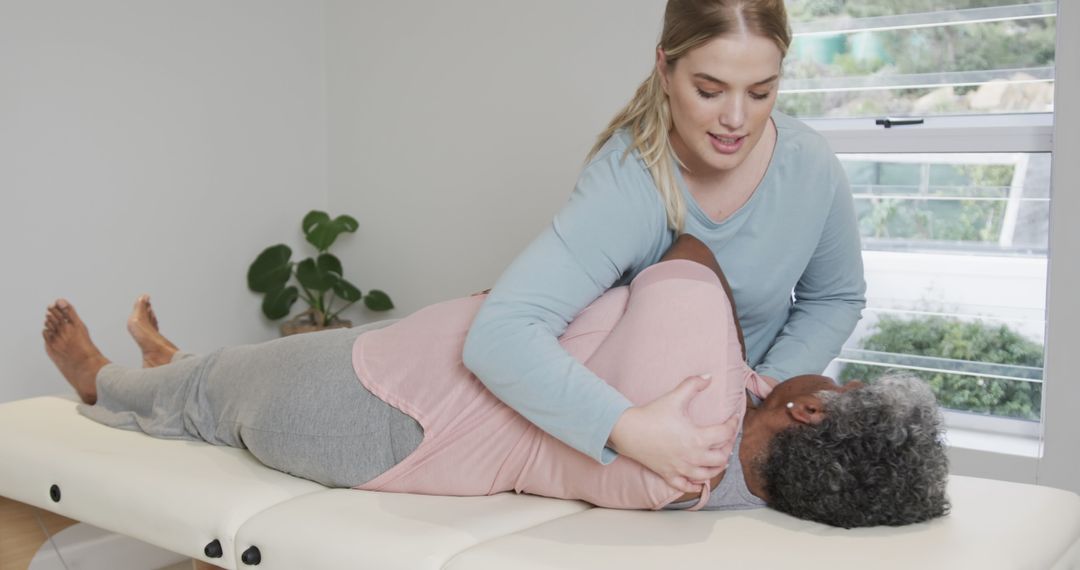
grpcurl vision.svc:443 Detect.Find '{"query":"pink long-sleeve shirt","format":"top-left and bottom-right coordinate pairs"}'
top-left (352, 259), bottom-right (773, 510)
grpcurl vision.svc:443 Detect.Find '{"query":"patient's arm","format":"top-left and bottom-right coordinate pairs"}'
top-left (659, 235), bottom-right (746, 361)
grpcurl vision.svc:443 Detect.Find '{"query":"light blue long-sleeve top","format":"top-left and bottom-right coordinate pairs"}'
top-left (462, 111), bottom-right (866, 464)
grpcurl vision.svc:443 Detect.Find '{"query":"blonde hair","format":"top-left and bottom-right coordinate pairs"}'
top-left (587, 0), bottom-right (791, 232)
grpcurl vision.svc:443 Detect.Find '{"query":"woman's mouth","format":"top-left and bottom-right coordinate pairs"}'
top-left (708, 133), bottom-right (745, 155)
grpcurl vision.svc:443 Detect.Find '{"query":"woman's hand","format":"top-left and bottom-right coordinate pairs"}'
top-left (607, 375), bottom-right (740, 493)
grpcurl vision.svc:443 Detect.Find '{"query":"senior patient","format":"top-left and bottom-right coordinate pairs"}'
top-left (42, 235), bottom-right (949, 528)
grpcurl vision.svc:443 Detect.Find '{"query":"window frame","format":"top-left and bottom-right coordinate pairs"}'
top-left (806, 112), bottom-right (1052, 433)
top-left (802, 113), bottom-right (1053, 155)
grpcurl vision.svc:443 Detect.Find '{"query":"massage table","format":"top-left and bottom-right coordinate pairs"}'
top-left (2, 395), bottom-right (1079, 569)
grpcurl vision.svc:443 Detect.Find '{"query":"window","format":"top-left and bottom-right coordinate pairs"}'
top-left (781, 1), bottom-right (1055, 119)
top-left (782, 1), bottom-right (1057, 434)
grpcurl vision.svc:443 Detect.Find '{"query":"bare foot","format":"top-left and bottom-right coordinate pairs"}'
top-left (127, 294), bottom-right (179, 368)
top-left (42, 299), bottom-right (110, 404)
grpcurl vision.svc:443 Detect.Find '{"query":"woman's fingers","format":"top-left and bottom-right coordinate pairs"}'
top-left (665, 474), bottom-right (699, 494)
top-left (684, 465), bottom-right (725, 483)
top-left (608, 379), bottom-right (742, 492)
top-left (697, 448), bottom-right (732, 469)
top-left (699, 415), bottom-right (740, 447)
top-left (670, 374), bottom-right (711, 412)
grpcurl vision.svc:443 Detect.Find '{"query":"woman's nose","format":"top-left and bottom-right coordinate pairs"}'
top-left (718, 95), bottom-right (746, 131)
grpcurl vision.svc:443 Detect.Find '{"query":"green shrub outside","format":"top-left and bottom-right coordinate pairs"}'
top-left (838, 314), bottom-right (1043, 420)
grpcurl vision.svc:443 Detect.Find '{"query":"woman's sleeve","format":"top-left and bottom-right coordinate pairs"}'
top-left (754, 155), bottom-right (867, 381)
top-left (462, 149), bottom-right (668, 464)
top-left (519, 260), bottom-right (746, 510)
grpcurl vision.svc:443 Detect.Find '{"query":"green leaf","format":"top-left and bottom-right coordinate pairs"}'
top-left (305, 224), bottom-right (335, 252)
top-left (247, 245), bottom-right (292, 293)
top-left (333, 278), bottom-right (362, 303)
top-left (305, 212), bottom-right (359, 252)
top-left (317, 253), bottom-right (343, 277)
top-left (302, 211), bottom-right (331, 236)
top-left (363, 289), bottom-right (394, 311)
top-left (262, 286), bottom-right (299, 320)
top-left (333, 215), bottom-right (359, 233)
top-left (296, 258), bottom-right (335, 292)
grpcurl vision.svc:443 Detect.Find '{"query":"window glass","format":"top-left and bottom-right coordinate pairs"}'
top-left (829, 152), bottom-right (1050, 422)
top-left (781, 1), bottom-right (1056, 118)
top-left (846, 153), bottom-right (1050, 254)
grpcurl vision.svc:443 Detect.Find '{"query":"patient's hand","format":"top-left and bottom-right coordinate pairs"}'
top-left (608, 375), bottom-right (739, 493)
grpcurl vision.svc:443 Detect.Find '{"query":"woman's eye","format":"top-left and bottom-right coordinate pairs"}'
top-left (750, 91), bottom-right (770, 101)
top-left (696, 88), bottom-right (719, 100)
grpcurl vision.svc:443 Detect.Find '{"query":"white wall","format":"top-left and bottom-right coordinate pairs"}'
top-left (0, 1), bottom-right (328, 402)
top-left (1039, 0), bottom-right (1080, 494)
top-left (323, 0), bottom-right (666, 321)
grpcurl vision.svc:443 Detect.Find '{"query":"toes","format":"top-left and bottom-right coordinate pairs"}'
top-left (133, 294), bottom-right (161, 331)
top-left (56, 298), bottom-right (83, 326)
top-left (47, 306), bottom-right (65, 327)
top-left (130, 295), bottom-right (151, 319)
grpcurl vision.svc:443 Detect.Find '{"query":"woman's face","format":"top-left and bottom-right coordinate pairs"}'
top-left (658, 33), bottom-right (783, 177)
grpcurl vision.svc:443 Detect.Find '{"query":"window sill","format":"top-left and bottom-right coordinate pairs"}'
top-left (947, 426), bottom-right (1041, 458)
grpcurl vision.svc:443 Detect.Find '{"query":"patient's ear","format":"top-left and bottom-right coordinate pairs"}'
top-left (787, 395), bottom-right (826, 426)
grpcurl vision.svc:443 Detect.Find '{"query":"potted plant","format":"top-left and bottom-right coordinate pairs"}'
top-left (247, 210), bottom-right (393, 335)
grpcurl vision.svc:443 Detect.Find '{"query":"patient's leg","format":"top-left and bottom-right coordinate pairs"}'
top-left (45, 296), bottom-right (422, 486)
top-left (80, 349), bottom-right (215, 440)
top-left (126, 294), bottom-right (179, 367)
top-left (42, 297), bottom-right (208, 438)
top-left (42, 299), bottom-right (110, 404)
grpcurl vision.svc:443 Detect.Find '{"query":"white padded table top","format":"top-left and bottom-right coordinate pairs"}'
top-left (233, 489), bottom-right (590, 569)
top-left (445, 475), bottom-right (1080, 570)
top-left (5, 395), bottom-right (1080, 570)
top-left (0, 396), bottom-right (326, 569)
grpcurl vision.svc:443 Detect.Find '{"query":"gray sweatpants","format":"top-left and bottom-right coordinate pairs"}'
top-left (77, 321), bottom-right (424, 488)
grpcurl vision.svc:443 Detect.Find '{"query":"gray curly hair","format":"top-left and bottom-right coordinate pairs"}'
top-left (762, 374), bottom-right (950, 528)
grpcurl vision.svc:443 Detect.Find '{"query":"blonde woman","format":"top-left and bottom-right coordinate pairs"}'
top-left (463, 0), bottom-right (867, 494)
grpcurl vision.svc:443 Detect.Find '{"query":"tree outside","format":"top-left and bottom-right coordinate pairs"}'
top-left (844, 158), bottom-right (1015, 246)
top-left (839, 314), bottom-right (1044, 420)
top-left (780, 0), bottom-right (1056, 118)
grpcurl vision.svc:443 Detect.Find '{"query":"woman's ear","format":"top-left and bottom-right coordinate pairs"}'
top-left (787, 395), bottom-right (827, 426)
top-left (656, 47), bottom-right (671, 94)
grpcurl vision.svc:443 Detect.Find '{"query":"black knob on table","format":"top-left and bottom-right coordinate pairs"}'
top-left (241, 545), bottom-right (262, 566)
top-left (204, 539), bottom-right (223, 558)
top-left (49, 484), bottom-right (61, 503)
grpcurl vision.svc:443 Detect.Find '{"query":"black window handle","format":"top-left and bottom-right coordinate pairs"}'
top-left (876, 117), bottom-right (925, 128)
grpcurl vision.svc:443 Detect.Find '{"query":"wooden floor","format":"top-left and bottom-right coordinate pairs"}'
top-left (0, 495), bottom-right (79, 570)
top-left (0, 496), bottom-right (223, 570)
